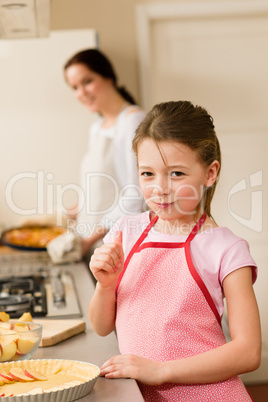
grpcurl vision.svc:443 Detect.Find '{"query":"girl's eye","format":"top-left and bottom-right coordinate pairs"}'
top-left (141, 172), bottom-right (153, 177)
top-left (171, 171), bottom-right (184, 177)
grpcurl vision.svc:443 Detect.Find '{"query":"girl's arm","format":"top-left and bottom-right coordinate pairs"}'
top-left (88, 231), bottom-right (124, 336)
top-left (88, 282), bottom-right (117, 336)
top-left (100, 266), bottom-right (262, 385)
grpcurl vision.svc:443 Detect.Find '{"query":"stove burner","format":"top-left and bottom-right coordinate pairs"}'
top-left (0, 295), bottom-right (31, 313)
top-left (0, 270), bottom-right (82, 319)
top-left (0, 275), bottom-right (47, 318)
top-left (0, 278), bottom-right (34, 296)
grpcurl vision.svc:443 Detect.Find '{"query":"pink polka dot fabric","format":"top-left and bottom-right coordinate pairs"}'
top-left (116, 215), bottom-right (252, 401)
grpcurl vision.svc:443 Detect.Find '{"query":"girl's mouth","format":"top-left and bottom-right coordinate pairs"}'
top-left (154, 202), bottom-right (174, 209)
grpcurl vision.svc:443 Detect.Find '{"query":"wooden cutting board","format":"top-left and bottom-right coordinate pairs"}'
top-left (35, 319), bottom-right (86, 347)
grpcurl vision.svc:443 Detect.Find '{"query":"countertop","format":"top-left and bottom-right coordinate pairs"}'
top-left (0, 245), bottom-right (144, 401)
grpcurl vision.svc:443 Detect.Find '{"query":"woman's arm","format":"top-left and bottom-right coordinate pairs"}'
top-left (88, 231), bottom-right (124, 336)
top-left (100, 266), bottom-right (262, 385)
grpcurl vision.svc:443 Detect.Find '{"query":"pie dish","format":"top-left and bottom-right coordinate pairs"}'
top-left (1, 226), bottom-right (66, 251)
top-left (0, 359), bottom-right (100, 401)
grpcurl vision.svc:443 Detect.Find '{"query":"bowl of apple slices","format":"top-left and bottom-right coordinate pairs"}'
top-left (0, 321), bottom-right (42, 362)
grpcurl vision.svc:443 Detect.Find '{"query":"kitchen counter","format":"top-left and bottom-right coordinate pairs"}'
top-left (34, 261), bottom-right (144, 401)
top-left (0, 244), bottom-right (144, 401)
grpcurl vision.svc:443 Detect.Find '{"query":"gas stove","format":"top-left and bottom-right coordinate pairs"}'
top-left (0, 252), bottom-right (82, 319)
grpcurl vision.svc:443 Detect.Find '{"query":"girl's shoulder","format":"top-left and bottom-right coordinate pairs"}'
top-left (194, 226), bottom-right (257, 284)
top-left (104, 212), bottom-right (150, 244)
top-left (196, 226), bottom-right (253, 262)
top-left (199, 225), bottom-right (248, 247)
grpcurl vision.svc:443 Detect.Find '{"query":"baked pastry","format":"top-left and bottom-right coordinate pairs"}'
top-left (2, 226), bottom-right (66, 249)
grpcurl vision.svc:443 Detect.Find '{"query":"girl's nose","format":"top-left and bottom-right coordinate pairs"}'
top-left (152, 184), bottom-right (162, 195)
top-left (152, 178), bottom-right (170, 195)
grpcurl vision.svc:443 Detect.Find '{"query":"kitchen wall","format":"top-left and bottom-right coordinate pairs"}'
top-left (50, 0), bottom-right (242, 108)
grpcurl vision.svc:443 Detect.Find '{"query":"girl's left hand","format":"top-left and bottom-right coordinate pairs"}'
top-left (100, 354), bottom-right (164, 386)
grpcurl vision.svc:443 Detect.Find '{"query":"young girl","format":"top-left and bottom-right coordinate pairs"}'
top-left (89, 101), bottom-right (261, 401)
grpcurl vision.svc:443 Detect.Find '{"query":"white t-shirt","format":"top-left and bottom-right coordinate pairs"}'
top-left (104, 211), bottom-right (257, 317)
top-left (78, 106), bottom-right (146, 233)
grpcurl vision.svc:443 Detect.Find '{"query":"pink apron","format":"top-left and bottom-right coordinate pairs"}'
top-left (116, 213), bottom-right (253, 401)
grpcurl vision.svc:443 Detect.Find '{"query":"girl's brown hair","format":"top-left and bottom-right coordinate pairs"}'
top-left (132, 100), bottom-right (221, 218)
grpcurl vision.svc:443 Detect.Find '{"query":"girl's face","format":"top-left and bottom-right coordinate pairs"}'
top-left (65, 63), bottom-right (113, 113)
top-left (137, 139), bottom-right (219, 227)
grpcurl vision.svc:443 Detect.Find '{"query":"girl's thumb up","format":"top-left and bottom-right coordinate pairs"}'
top-left (114, 231), bottom-right (123, 244)
top-left (114, 231), bottom-right (124, 269)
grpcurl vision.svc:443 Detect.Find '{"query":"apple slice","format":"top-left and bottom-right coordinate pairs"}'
top-left (13, 324), bottom-right (31, 333)
top-left (0, 372), bottom-right (14, 382)
top-left (0, 323), bottom-right (12, 331)
top-left (0, 312), bottom-right (10, 322)
top-left (9, 368), bottom-right (34, 382)
top-left (0, 372), bottom-right (14, 383)
top-left (17, 336), bottom-right (39, 355)
top-left (0, 326), bottom-right (16, 334)
top-left (24, 369), bottom-right (47, 381)
top-left (0, 340), bottom-right (17, 362)
top-left (0, 334), bottom-right (19, 345)
top-left (18, 312), bottom-right (33, 322)
top-left (15, 348), bottom-right (25, 356)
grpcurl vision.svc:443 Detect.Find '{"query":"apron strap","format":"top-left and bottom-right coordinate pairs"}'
top-left (185, 239), bottom-right (222, 326)
top-left (186, 212), bottom-right (207, 243)
top-left (184, 213), bottom-right (221, 326)
top-left (115, 214), bottom-right (158, 294)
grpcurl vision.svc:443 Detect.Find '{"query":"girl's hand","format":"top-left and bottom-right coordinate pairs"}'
top-left (89, 231), bottom-right (124, 289)
top-left (100, 354), bottom-right (164, 386)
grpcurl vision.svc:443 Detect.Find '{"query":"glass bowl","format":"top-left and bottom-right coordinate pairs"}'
top-left (0, 321), bottom-right (42, 362)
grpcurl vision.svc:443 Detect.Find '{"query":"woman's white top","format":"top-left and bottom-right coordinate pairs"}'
top-left (76, 105), bottom-right (146, 237)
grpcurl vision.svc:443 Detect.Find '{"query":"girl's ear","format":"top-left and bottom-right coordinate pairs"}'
top-left (205, 160), bottom-right (220, 187)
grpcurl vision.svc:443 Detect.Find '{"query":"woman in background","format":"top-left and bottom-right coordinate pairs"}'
top-left (64, 49), bottom-right (145, 256)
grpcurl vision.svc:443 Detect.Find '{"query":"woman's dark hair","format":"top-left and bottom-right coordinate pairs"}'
top-left (64, 48), bottom-right (137, 105)
top-left (133, 100), bottom-right (221, 218)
